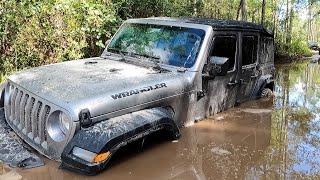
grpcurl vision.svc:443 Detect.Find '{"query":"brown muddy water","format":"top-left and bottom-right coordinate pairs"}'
top-left (1, 59), bottom-right (320, 180)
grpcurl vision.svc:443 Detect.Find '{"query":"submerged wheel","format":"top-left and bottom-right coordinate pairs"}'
top-left (260, 88), bottom-right (273, 99)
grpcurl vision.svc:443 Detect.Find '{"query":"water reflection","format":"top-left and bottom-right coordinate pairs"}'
top-left (267, 62), bottom-right (320, 179)
top-left (16, 61), bottom-right (320, 180)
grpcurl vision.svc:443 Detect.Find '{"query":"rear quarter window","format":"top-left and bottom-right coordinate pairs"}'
top-left (260, 36), bottom-right (274, 64)
top-left (242, 35), bottom-right (258, 66)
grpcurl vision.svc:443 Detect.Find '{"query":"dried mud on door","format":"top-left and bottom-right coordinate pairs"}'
top-left (238, 35), bottom-right (259, 102)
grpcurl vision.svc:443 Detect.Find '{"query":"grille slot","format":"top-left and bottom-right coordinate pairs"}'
top-left (10, 88), bottom-right (18, 120)
top-left (5, 84), bottom-right (51, 149)
top-left (19, 94), bottom-right (29, 129)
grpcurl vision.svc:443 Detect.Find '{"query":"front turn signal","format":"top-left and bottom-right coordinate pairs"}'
top-left (94, 151), bottom-right (111, 163)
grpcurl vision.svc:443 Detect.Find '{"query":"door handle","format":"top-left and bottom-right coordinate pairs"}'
top-left (227, 81), bottom-right (239, 86)
top-left (239, 79), bottom-right (248, 85)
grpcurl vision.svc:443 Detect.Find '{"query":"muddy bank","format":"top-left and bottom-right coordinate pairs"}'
top-left (3, 58), bottom-right (320, 179)
top-left (275, 50), bottom-right (320, 64)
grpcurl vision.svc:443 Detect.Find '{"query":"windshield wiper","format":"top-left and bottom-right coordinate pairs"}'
top-left (107, 48), bottom-right (128, 62)
top-left (128, 53), bottom-right (165, 71)
top-left (140, 54), bottom-right (164, 70)
top-left (137, 53), bottom-right (160, 61)
top-left (107, 49), bottom-right (167, 72)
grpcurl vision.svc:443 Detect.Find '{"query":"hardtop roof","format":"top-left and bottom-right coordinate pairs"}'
top-left (135, 17), bottom-right (273, 37)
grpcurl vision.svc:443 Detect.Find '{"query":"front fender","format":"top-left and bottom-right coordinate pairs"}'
top-left (60, 107), bottom-right (180, 175)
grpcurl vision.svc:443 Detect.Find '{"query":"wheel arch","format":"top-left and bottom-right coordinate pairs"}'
top-left (252, 75), bottom-right (274, 98)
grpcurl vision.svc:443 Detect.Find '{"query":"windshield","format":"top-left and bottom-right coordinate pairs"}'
top-left (107, 23), bottom-right (205, 68)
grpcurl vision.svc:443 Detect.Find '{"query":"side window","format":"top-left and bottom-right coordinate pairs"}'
top-left (210, 36), bottom-right (237, 71)
top-left (242, 35), bottom-right (258, 66)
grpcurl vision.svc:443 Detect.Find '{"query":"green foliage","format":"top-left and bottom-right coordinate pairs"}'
top-left (0, 0), bottom-right (117, 80)
top-left (275, 39), bottom-right (312, 58)
top-left (0, 0), bottom-right (318, 83)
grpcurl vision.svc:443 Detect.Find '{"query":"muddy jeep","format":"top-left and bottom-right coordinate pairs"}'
top-left (0, 17), bottom-right (274, 175)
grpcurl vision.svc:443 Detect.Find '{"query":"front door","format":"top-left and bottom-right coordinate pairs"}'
top-left (203, 32), bottom-right (240, 115)
top-left (237, 34), bottom-right (259, 103)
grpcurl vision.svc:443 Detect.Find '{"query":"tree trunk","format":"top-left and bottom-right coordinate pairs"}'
top-left (261, 0), bottom-right (266, 25)
top-left (287, 0), bottom-right (295, 44)
top-left (236, 0), bottom-right (247, 21)
top-left (241, 0), bottom-right (247, 21)
top-left (273, 0), bottom-right (278, 36)
top-left (283, 0), bottom-right (290, 44)
top-left (308, 1), bottom-right (314, 41)
top-left (236, 0), bottom-right (242, 20)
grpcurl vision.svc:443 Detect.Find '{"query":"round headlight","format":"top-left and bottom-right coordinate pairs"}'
top-left (47, 111), bottom-right (71, 142)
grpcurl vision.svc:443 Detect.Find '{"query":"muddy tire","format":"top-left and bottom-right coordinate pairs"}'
top-left (260, 88), bottom-right (273, 99)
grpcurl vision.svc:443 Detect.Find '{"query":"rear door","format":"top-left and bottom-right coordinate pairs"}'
top-left (237, 33), bottom-right (259, 103)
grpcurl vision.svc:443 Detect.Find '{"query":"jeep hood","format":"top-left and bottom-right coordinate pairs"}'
top-left (8, 57), bottom-right (190, 118)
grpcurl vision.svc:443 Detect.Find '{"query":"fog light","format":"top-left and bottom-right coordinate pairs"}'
top-left (72, 147), bottom-right (97, 163)
top-left (72, 147), bottom-right (111, 163)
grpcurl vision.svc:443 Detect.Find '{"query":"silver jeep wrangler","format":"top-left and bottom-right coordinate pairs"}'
top-left (0, 17), bottom-right (274, 174)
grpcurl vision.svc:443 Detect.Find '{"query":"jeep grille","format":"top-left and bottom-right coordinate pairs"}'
top-left (4, 83), bottom-right (51, 151)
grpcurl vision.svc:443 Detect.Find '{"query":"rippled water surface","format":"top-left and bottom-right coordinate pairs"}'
top-left (2, 59), bottom-right (320, 180)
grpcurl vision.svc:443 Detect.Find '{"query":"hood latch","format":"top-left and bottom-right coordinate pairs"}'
top-left (79, 109), bottom-right (92, 128)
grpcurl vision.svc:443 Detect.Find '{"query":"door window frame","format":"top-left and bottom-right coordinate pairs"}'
top-left (241, 32), bottom-right (260, 69)
top-left (207, 31), bottom-right (240, 74)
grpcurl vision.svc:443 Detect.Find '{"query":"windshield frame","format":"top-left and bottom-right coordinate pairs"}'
top-left (102, 19), bottom-right (213, 72)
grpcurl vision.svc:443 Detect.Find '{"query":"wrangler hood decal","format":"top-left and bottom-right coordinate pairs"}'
top-left (111, 83), bottom-right (167, 100)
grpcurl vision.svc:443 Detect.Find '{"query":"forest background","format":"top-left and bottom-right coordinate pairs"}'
top-left (0, 0), bottom-right (319, 82)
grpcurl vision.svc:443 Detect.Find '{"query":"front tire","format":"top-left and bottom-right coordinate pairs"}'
top-left (260, 88), bottom-right (273, 99)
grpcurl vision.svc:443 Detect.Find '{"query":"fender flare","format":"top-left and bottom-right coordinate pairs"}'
top-left (252, 75), bottom-right (274, 98)
top-left (60, 107), bottom-right (180, 175)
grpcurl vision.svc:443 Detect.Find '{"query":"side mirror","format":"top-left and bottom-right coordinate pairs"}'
top-left (208, 56), bottom-right (229, 76)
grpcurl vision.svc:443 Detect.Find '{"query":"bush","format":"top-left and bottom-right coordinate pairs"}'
top-left (275, 38), bottom-right (312, 58)
top-left (0, 0), bottom-right (117, 80)
top-left (0, 0), bottom-right (315, 83)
